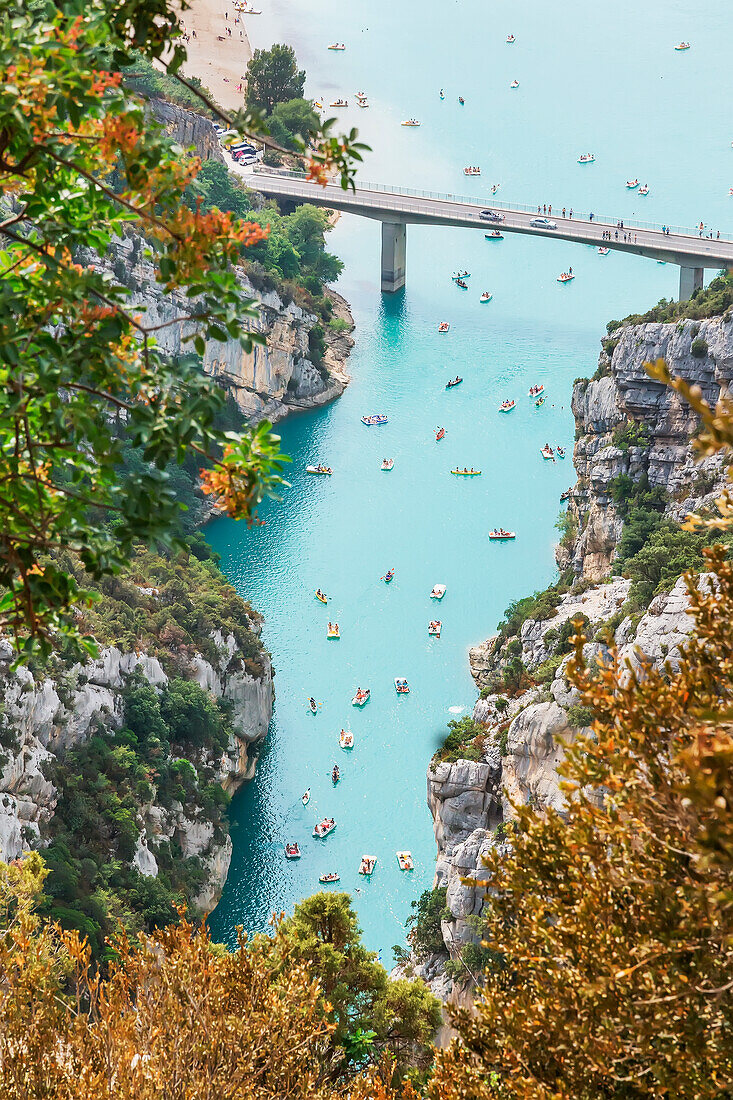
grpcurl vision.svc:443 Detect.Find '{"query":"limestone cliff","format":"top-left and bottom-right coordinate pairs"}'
top-left (91, 231), bottom-right (354, 426)
top-left (0, 554), bottom-right (274, 921)
top-left (563, 315), bottom-right (731, 579)
top-left (419, 309), bottom-right (733, 997)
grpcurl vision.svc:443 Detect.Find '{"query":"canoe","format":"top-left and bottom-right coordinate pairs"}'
top-left (396, 850), bottom-right (414, 871)
top-left (302, 790), bottom-right (310, 806)
top-left (556, 449), bottom-right (566, 459)
top-left (451, 469), bottom-right (482, 476)
top-left (319, 873), bottom-right (341, 883)
top-left (430, 584), bottom-right (446, 599)
top-left (358, 855), bottom-right (377, 876)
top-left (489, 531), bottom-right (516, 540)
top-left (445, 379), bottom-right (463, 388)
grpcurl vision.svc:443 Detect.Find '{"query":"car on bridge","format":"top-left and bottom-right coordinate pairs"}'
top-left (479, 209), bottom-right (505, 222)
top-left (530, 217), bottom-right (558, 229)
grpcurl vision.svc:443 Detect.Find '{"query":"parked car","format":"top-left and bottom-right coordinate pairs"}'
top-left (479, 209), bottom-right (505, 222)
top-left (530, 217), bottom-right (558, 229)
top-left (237, 155), bottom-right (257, 166)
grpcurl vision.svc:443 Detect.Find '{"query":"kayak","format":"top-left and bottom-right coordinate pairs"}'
top-left (452, 469), bottom-right (481, 476)
top-left (315, 591), bottom-right (328, 604)
top-left (435, 428), bottom-right (446, 441)
top-left (382, 569), bottom-right (395, 583)
top-left (446, 378), bottom-right (463, 388)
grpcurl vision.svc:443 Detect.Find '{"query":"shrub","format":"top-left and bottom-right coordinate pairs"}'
top-left (535, 653), bottom-right (563, 684)
top-left (566, 704), bottom-right (594, 728)
top-left (328, 316), bottom-right (351, 333)
top-left (691, 336), bottom-right (708, 359)
top-left (612, 420), bottom-right (650, 452)
top-left (434, 716), bottom-right (486, 764)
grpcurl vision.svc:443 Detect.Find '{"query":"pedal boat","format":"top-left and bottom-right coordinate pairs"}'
top-left (351, 689), bottom-right (370, 707)
top-left (499, 400), bottom-right (515, 412)
top-left (397, 851), bottom-right (414, 871)
top-left (327, 625), bottom-right (340, 639)
top-left (394, 677), bottom-right (410, 694)
top-left (285, 843), bottom-right (301, 860)
top-left (313, 819), bottom-right (337, 839)
top-left (339, 728), bottom-right (355, 748)
top-left (438, 322), bottom-right (450, 333)
top-left (541, 445), bottom-right (555, 459)
top-left (430, 584), bottom-right (447, 600)
top-left (428, 621), bottom-right (442, 637)
top-left (480, 292), bottom-right (493, 302)
top-left (359, 855), bottom-right (377, 876)
top-left (381, 458), bottom-right (394, 470)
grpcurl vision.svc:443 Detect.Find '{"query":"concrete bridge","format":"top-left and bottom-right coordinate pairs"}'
top-left (250, 168), bottom-right (733, 300)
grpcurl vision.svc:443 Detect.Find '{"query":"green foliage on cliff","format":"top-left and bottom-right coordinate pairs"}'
top-left (614, 268), bottom-right (733, 326)
top-left (39, 677), bottom-right (235, 959)
top-left (433, 716), bottom-right (486, 764)
top-left (408, 886), bottom-right (450, 960)
top-left (64, 547), bottom-right (266, 679)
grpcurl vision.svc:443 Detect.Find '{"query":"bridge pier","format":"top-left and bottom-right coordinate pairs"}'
top-left (679, 265), bottom-right (704, 301)
top-left (381, 220), bottom-right (406, 292)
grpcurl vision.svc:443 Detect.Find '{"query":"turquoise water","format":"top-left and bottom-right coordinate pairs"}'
top-left (206, 0), bottom-right (732, 955)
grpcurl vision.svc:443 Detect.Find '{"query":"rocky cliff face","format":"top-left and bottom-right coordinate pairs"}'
top-left (419, 311), bottom-right (732, 997)
top-left (563, 315), bottom-right (731, 579)
top-left (93, 231), bottom-right (354, 426)
top-left (0, 626), bottom-right (273, 914)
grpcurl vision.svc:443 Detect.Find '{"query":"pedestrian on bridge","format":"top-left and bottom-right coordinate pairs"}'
top-left (569, 208), bottom-right (573, 219)
top-left (589, 212), bottom-right (594, 221)
top-left (562, 207), bottom-right (566, 217)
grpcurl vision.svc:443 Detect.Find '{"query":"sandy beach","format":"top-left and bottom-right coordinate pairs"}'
top-left (179, 0), bottom-right (253, 114)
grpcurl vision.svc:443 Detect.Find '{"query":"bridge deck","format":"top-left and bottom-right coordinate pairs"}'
top-left (250, 169), bottom-right (733, 271)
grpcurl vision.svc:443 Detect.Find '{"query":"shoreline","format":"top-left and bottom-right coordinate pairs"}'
top-left (180, 0), bottom-right (253, 113)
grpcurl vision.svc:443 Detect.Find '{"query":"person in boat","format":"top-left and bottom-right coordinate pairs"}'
top-left (309, 696), bottom-right (317, 710)
top-left (569, 266), bottom-right (573, 275)
top-left (332, 764), bottom-right (340, 782)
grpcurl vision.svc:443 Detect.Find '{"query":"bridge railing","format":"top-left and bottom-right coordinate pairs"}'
top-left (252, 167), bottom-right (732, 245)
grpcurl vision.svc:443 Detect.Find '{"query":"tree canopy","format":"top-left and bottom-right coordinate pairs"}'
top-left (245, 44), bottom-right (306, 116)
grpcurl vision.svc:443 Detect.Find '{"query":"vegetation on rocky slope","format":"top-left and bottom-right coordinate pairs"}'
top-left (611, 268), bottom-right (733, 326)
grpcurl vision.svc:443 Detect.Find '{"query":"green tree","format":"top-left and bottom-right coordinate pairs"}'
top-left (160, 678), bottom-right (228, 751)
top-left (276, 892), bottom-right (440, 1072)
top-left (245, 44), bottom-right (306, 116)
top-left (271, 97), bottom-right (320, 143)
